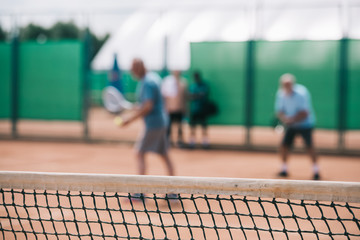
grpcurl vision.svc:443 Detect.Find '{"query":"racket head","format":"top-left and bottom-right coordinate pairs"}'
top-left (103, 86), bottom-right (133, 113)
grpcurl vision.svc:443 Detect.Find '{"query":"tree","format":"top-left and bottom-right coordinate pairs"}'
top-left (19, 23), bottom-right (49, 41)
top-left (50, 21), bottom-right (79, 40)
top-left (90, 32), bottom-right (110, 60)
top-left (18, 21), bottom-right (109, 60)
top-left (0, 25), bottom-right (7, 41)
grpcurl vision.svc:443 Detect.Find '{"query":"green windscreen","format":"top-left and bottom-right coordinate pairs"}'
top-left (0, 42), bottom-right (11, 119)
top-left (254, 40), bottom-right (339, 129)
top-left (190, 42), bottom-right (247, 125)
top-left (122, 72), bottom-right (139, 102)
top-left (90, 71), bottom-right (107, 105)
top-left (347, 40), bottom-right (360, 130)
top-left (19, 41), bottom-right (83, 120)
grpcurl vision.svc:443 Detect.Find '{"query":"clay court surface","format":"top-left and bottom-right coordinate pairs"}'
top-left (1, 110), bottom-right (360, 239)
top-left (0, 107), bottom-right (360, 180)
top-left (1, 107), bottom-right (360, 151)
top-left (0, 139), bottom-right (360, 182)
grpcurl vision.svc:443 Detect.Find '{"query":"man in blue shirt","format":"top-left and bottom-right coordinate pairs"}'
top-left (121, 58), bottom-right (174, 177)
top-left (275, 73), bottom-right (319, 180)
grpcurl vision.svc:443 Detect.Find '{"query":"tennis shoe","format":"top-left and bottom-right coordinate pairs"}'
top-left (313, 173), bottom-right (320, 181)
top-left (278, 171), bottom-right (288, 177)
top-left (176, 140), bottom-right (185, 148)
top-left (130, 193), bottom-right (145, 202)
top-left (166, 193), bottom-right (179, 201)
top-left (202, 143), bottom-right (210, 149)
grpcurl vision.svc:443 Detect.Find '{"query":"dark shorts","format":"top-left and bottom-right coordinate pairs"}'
top-left (282, 127), bottom-right (314, 148)
top-left (169, 112), bottom-right (184, 123)
top-left (189, 112), bottom-right (207, 128)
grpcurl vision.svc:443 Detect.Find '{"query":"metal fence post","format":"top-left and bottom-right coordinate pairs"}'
top-left (161, 34), bottom-right (169, 78)
top-left (245, 40), bottom-right (255, 147)
top-left (338, 38), bottom-right (348, 151)
top-left (11, 27), bottom-right (19, 139)
top-left (82, 28), bottom-right (91, 141)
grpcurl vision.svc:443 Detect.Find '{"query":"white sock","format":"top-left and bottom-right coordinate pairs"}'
top-left (190, 137), bottom-right (195, 144)
top-left (313, 164), bottom-right (319, 174)
top-left (281, 164), bottom-right (288, 172)
top-left (202, 137), bottom-right (209, 145)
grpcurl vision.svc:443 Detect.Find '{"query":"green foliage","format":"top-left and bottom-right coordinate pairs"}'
top-left (50, 22), bottom-right (80, 40)
top-left (0, 25), bottom-right (7, 41)
top-left (20, 23), bottom-right (49, 41)
top-left (17, 21), bottom-right (109, 60)
top-left (89, 32), bottom-right (110, 60)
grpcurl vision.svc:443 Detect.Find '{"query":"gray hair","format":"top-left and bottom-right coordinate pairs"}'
top-left (280, 73), bottom-right (296, 84)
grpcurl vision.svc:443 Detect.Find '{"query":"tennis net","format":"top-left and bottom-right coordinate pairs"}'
top-left (0, 171), bottom-right (359, 239)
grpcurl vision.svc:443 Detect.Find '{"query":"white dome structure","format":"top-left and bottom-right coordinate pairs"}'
top-left (90, 0), bottom-right (360, 71)
top-left (2, 0), bottom-right (358, 71)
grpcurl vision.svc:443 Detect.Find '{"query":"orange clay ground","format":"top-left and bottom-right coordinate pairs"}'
top-left (0, 139), bottom-right (359, 182)
top-left (0, 107), bottom-right (359, 181)
top-left (1, 113), bottom-right (360, 239)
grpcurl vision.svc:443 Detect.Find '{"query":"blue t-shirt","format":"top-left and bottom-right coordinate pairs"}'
top-left (275, 84), bottom-right (315, 128)
top-left (136, 72), bottom-right (168, 129)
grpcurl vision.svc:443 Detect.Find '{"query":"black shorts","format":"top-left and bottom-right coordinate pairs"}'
top-left (169, 112), bottom-right (183, 123)
top-left (282, 127), bottom-right (313, 148)
top-left (189, 112), bottom-right (207, 127)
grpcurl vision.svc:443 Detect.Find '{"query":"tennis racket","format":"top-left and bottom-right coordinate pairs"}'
top-left (103, 86), bottom-right (133, 114)
top-left (102, 86), bottom-right (135, 127)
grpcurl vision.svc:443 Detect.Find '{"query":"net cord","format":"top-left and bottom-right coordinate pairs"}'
top-left (0, 171), bottom-right (359, 203)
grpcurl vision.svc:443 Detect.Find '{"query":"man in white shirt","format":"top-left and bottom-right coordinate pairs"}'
top-left (275, 73), bottom-right (319, 180)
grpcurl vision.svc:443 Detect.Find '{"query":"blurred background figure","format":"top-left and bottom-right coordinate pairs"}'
top-left (121, 58), bottom-right (175, 177)
top-left (108, 53), bottom-right (123, 93)
top-left (188, 71), bottom-right (210, 148)
top-left (161, 70), bottom-right (187, 147)
top-left (275, 73), bottom-right (319, 180)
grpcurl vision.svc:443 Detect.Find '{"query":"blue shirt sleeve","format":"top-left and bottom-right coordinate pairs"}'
top-left (141, 81), bottom-right (155, 104)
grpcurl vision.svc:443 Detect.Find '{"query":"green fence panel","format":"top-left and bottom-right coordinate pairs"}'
top-left (347, 39), bottom-right (360, 130)
top-left (190, 42), bottom-right (247, 125)
top-left (122, 72), bottom-right (138, 102)
top-left (19, 41), bottom-right (83, 120)
top-left (90, 70), bottom-right (107, 105)
top-left (254, 40), bottom-right (339, 129)
top-left (0, 42), bottom-right (11, 119)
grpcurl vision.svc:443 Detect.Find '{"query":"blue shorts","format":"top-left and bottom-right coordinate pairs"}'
top-left (282, 127), bottom-right (313, 148)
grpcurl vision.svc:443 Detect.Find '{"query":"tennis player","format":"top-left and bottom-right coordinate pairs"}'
top-left (275, 73), bottom-right (320, 180)
top-left (121, 58), bottom-right (175, 177)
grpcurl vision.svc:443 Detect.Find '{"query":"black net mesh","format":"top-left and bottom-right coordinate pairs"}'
top-left (1, 188), bottom-right (359, 240)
